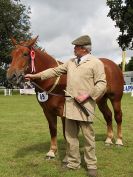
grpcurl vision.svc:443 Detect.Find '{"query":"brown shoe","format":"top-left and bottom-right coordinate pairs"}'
top-left (88, 169), bottom-right (97, 177)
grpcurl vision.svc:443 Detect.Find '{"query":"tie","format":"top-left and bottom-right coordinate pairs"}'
top-left (77, 58), bottom-right (81, 64)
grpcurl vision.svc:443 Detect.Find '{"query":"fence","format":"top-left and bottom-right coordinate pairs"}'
top-left (0, 88), bottom-right (35, 96)
top-left (123, 85), bottom-right (133, 93)
top-left (1, 86), bottom-right (133, 96)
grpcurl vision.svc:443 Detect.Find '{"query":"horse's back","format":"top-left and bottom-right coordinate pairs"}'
top-left (100, 58), bottom-right (124, 98)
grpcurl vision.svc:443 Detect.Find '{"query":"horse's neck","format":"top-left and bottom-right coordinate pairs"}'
top-left (35, 49), bottom-right (58, 73)
top-left (33, 50), bottom-right (60, 91)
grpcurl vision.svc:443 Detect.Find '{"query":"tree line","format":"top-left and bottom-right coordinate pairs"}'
top-left (118, 56), bottom-right (133, 71)
top-left (0, 0), bottom-right (133, 87)
top-left (107, 0), bottom-right (133, 72)
top-left (0, 0), bottom-right (31, 86)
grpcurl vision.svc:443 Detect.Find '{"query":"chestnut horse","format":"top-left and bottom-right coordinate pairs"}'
top-left (7, 37), bottom-right (124, 158)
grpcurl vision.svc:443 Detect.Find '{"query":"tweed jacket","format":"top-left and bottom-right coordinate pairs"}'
top-left (40, 54), bottom-right (107, 122)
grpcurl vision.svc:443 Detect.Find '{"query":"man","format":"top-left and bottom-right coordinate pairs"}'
top-left (25, 35), bottom-right (107, 177)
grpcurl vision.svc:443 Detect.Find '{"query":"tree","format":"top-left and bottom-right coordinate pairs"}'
top-left (126, 56), bottom-right (133, 70)
top-left (107, 0), bottom-right (133, 50)
top-left (118, 56), bottom-right (133, 71)
top-left (0, 0), bottom-right (31, 86)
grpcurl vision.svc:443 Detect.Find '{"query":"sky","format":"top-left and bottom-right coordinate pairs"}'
top-left (21, 0), bottom-right (132, 64)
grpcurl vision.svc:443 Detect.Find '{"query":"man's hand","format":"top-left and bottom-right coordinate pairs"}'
top-left (75, 93), bottom-right (89, 103)
top-left (25, 74), bottom-right (36, 80)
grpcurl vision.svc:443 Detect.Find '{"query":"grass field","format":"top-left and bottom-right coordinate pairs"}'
top-left (0, 93), bottom-right (133, 177)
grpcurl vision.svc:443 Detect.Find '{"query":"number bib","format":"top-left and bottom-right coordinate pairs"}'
top-left (37, 92), bottom-right (48, 102)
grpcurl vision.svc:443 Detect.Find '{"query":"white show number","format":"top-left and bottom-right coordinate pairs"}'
top-left (37, 92), bottom-right (48, 102)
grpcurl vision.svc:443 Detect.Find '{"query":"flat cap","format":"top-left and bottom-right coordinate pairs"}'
top-left (72, 35), bottom-right (91, 46)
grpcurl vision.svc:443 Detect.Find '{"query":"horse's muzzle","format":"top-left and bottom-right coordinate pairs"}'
top-left (7, 70), bottom-right (25, 88)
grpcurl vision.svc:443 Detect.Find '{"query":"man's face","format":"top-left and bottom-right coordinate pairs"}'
top-left (74, 45), bottom-right (86, 58)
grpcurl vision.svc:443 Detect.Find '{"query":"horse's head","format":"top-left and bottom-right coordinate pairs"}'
top-left (7, 36), bottom-right (38, 88)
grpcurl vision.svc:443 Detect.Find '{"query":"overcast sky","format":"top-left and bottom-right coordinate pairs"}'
top-left (21, 0), bottom-right (132, 63)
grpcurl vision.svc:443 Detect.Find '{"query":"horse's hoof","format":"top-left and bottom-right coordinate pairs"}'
top-left (45, 150), bottom-right (56, 160)
top-left (115, 139), bottom-right (123, 146)
top-left (105, 137), bottom-right (113, 146)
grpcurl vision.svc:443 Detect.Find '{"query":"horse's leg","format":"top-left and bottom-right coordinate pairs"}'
top-left (61, 117), bottom-right (65, 138)
top-left (43, 109), bottom-right (58, 158)
top-left (97, 96), bottom-right (114, 145)
top-left (110, 100), bottom-right (123, 146)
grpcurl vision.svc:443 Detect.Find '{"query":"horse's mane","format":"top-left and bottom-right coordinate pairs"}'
top-left (35, 48), bottom-right (63, 65)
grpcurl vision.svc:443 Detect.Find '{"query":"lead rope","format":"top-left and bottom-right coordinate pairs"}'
top-left (29, 49), bottom-right (106, 125)
top-left (31, 81), bottom-right (106, 125)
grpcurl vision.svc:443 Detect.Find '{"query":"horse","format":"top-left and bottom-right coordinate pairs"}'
top-left (7, 37), bottom-right (124, 158)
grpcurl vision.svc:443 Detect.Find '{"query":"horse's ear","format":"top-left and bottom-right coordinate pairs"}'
top-left (28, 36), bottom-right (39, 48)
top-left (10, 37), bottom-right (17, 46)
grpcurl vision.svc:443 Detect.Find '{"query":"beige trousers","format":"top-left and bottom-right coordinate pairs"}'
top-left (65, 118), bottom-right (97, 169)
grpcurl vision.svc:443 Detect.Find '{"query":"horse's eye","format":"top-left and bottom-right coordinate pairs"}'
top-left (23, 52), bottom-right (29, 57)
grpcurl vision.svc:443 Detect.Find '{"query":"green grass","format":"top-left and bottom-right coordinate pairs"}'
top-left (0, 94), bottom-right (133, 177)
